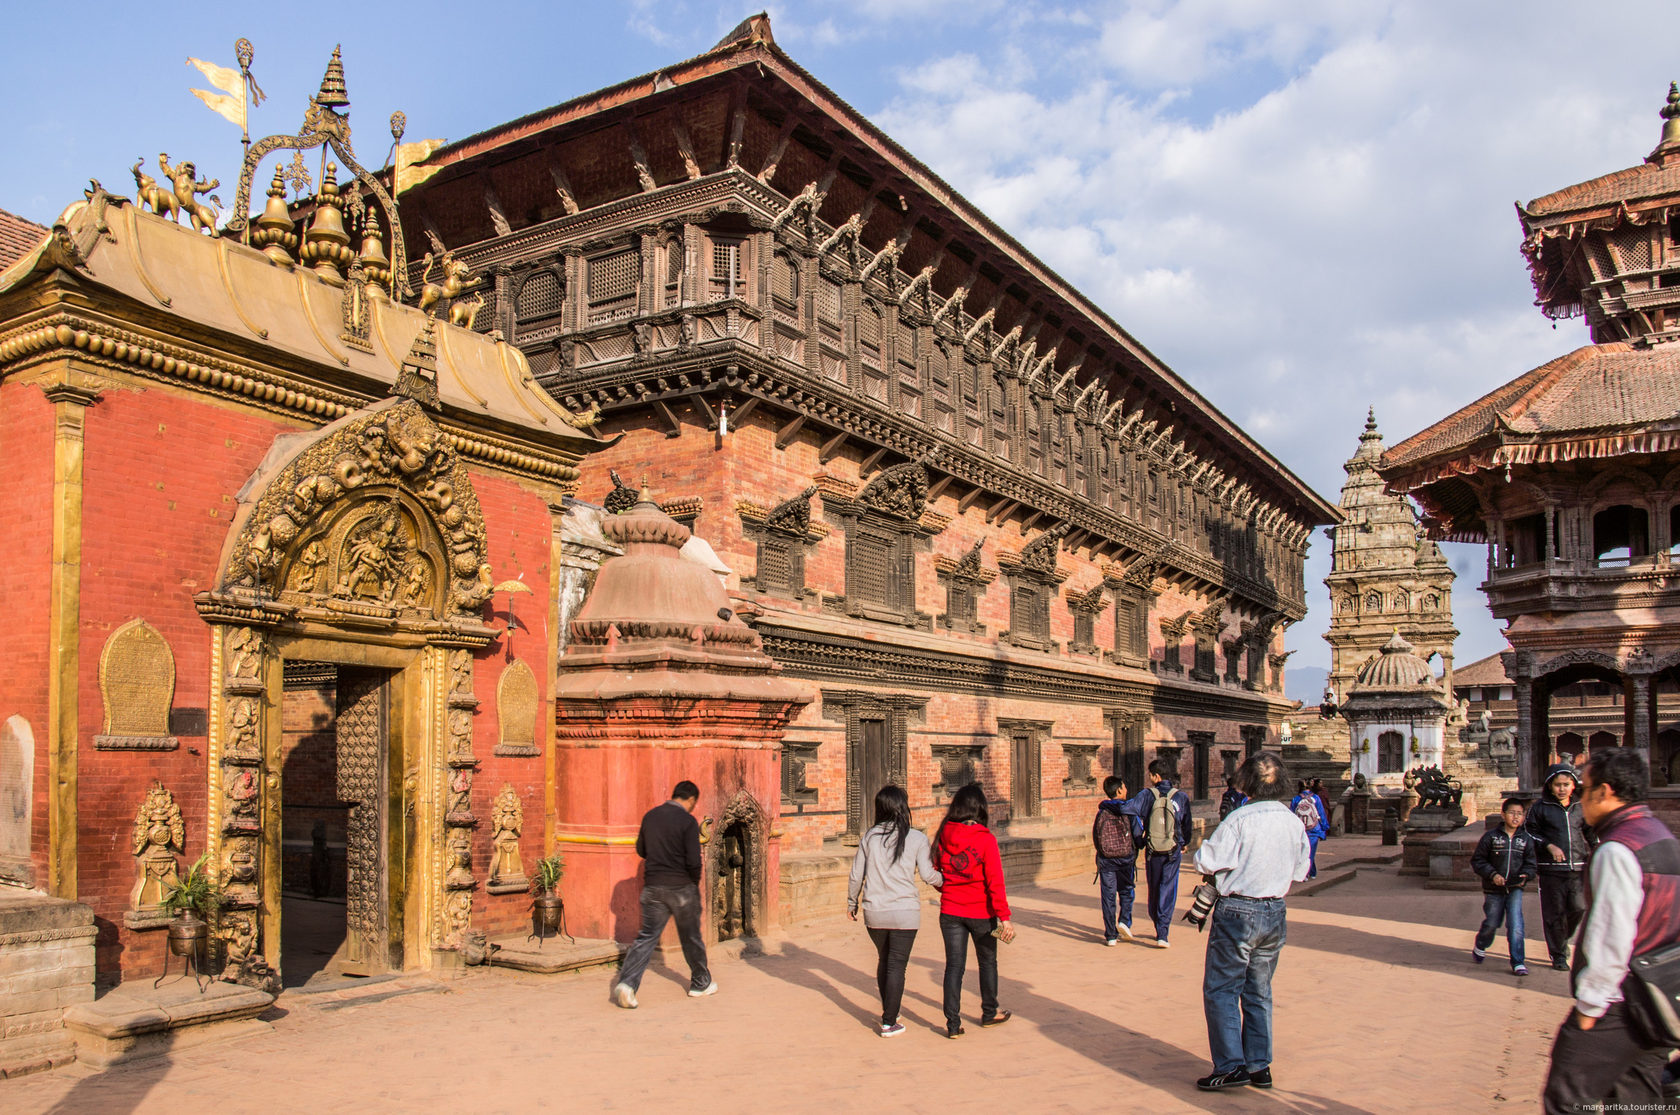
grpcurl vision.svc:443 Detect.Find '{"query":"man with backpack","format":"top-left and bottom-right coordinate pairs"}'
top-left (1092, 776), bottom-right (1141, 945)
top-left (1290, 780), bottom-right (1329, 879)
top-left (1137, 757), bottom-right (1193, 948)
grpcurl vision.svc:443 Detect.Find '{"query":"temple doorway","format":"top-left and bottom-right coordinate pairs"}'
top-left (709, 793), bottom-right (767, 943)
top-left (714, 819), bottom-right (751, 941)
top-left (279, 661), bottom-right (394, 986)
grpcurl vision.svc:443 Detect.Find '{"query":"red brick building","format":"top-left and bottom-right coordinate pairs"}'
top-left (394, 12), bottom-right (1335, 893)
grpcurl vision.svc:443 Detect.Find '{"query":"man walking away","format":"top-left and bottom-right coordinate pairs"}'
top-left (1218, 775), bottom-right (1248, 821)
top-left (613, 781), bottom-right (715, 1008)
top-left (1192, 751), bottom-right (1311, 1091)
top-left (1470, 797), bottom-right (1538, 976)
top-left (1092, 777), bottom-right (1139, 945)
top-left (1543, 749), bottom-right (1680, 1112)
top-left (1526, 763), bottom-right (1590, 970)
top-left (1138, 758), bottom-right (1192, 948)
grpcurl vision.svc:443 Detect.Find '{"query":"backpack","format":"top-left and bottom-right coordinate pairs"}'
top-left (1095, 808), bottom-right (1133, 859)
top-left (1294, 795), bottom-right (1321, 832)
top-left (1146, 789), bottom-right (1180, 854)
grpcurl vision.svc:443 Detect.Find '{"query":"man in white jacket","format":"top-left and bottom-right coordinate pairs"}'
top-left (1191, 751), bottom-right (1312, 1092)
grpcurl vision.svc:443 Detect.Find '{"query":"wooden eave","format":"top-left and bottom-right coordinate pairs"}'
top-left (404, 38), bottom-right (1335, 526)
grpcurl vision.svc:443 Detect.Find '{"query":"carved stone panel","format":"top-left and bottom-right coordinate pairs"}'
top-left (96, 619), bottom-right (178, 751)
top-left (495, 659), bottom-right (540, 757)
top-left (127, 780), bottom-right (184, 929)
top-left (0, 716), bottom-right (32, 886)
top-left (486, 785), bottom-right (528, 893)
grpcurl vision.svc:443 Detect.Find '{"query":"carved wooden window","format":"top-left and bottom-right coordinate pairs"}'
top-left (708, 237), bottom-right (747, 301)
top-left (825, 691), bottom-right (926, 842)
top-left (1000, 528), bottom-right (1067, 653)
top-left (780, 741), bottom-right (820, 809)
top-left (816, 276), bottom-right (842, 325)
top-left (741, 487), bottom-right (821, 600)
top-left (665, 239), bottom-right (684, 307)
top-left (1062, 743), bottom-right (1100, 794)
top-left (858, 302), bottom-right (882, 369)
top-left (1108, 710), bottom-right (1149, 794)
top-left (1240, 724), bottom-right (1267, 758)
top-left (1223, 639), bottom-right (1243, 683)
top-left (1193, 630), bottom-right (1217, 682)
top-left (1072, 607), bottom-right (1097, 654)
top-left (587, 249), bottom-right (638, 323)
top-left (846, 526), bottom-right (917, 617)
top-left (928, 343), bottom-right (952, 433)
top-left (1012, 583), bottom-right (1050, 644)
top-left (1188, 731), bottom-right (1215, 800)
top-left (1111, 588), bottom-right (1150, 666)
top-left (1160, 617), bottom-right (1186, 673)
top-left (931, 743), bottom-right (985, 803)
top-left (516, 271), bottom-right (562, 320)
top-left (946, 580), bottom-right (978, 632)
top-left (999, 718), bottom-right (1050, 820)
top-left (938, 543), bottom-right (993, 635)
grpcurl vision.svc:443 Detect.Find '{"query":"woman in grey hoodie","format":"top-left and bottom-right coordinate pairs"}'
top-left (848, 784), bottom-right (942, 1037)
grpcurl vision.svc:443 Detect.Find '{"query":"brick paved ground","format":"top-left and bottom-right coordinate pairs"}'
top-left (2, 836), bottom-right (1571, 1114)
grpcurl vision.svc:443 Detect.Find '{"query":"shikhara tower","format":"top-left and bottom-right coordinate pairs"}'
top-left (1324, 411), bottom-right (1458, 702)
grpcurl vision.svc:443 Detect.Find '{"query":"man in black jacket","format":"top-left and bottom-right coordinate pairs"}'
top-left (613, 781), bottom-right (715, 1009)
top-left (1471, 798), bottom-right (1540, 975)
top-left (1526, 763), bottom-right (1591, 970)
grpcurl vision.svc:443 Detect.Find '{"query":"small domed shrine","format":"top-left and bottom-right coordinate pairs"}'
top-left (1342, 631), bottom-right (1452, 786)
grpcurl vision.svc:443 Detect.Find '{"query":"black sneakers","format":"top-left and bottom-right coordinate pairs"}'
top-left (1196, 1068), bottom-right (1252, 1091)
top-left (980, 1010), bottom-right (1013, 1028)
top-left (1250, 1067), bottom-right (1272, 1089)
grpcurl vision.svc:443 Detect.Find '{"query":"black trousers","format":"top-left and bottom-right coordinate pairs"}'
top-left (1542, 1001), bottom-right (1672, 1114)
top-left (1538, 872), bottom-right (1586, 963)
top-left (866, 926), bottom-right (917, 1026)
top-left (940, 913), bottom-right (999, 1030)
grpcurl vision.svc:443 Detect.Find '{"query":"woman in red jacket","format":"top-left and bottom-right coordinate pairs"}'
top-left (933, 782), bottom-right (1016, 1037)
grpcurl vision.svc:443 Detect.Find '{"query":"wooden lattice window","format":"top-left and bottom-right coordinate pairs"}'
top-left (1193, 631), bottom-right (1217, 681)
top-left (772, 252), bottom-right (798, 304)
top-left (1073, 607), bottom-right (1097, 654)
top-left (1011, 582), bottom-right (1050, 644)
top-left (665, 240), bottom-right (683, 307)
top-left (859, 303), bottom-right (882, 368)
top-left (816, 277), bottom-right (842, 325)
top-left (515, 270), bottom-right (562, 321)
top-left (708, 237), bottom-right (746, 301)
top-left (1378, 730), bottom-right (1405, 775)
top-left (780, 741), bottom-right (820, 809)
top-left (1111, 588), bottom-right (1150, 666)
top-left (587, 249), bottom-right (638, 323)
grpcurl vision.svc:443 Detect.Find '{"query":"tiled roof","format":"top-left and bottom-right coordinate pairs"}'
top-left (0, 207), bottom-right (46, 272)
top-left (1381, 342), bottom-right (1680, 479)
top-left (1451, 650), bottom-right (1512, 689)
top-left (1524, 158), bottom-right (1680, 220)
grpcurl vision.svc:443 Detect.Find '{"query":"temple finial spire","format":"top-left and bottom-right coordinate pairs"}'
top-left (317, 45), bottom-right (349, 108)
top-left (1652, 81), bottom-right (1680, 162)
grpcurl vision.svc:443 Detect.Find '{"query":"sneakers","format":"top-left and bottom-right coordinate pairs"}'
top-left (1116, 924), bottom-right (1135, 943)
top-left (1154, 937), bottom-right (1171, 949)
top-left (980, 1010), bottom-right (1013, 1028)
top-left (1471, 947), bottom-right (1486, 965)
top-left (1552, 958), bottom-right (1570, 971)
top-left (879, 1023), bottom-right (905, 1038)
top-left (1104, 938), bottom-right (1120, 947)
top-left (611, 983), bottom-right (638, 1009)
top-left (688, 981), bottom-right (720, 997)
top-left (1196, 1068), bottom-right (1252, 1091)
top-left (1250, 1067), bottom-right (1273, 1089)
top-left (946, 1025), bottom-right (965, 1039)
top-left (1513, 965), bottom-right (1529, 977)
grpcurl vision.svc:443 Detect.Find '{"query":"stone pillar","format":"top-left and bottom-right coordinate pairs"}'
top-left (1628, 674), bottom-right (1653, 762)
top-left (1514, 675), bottom-right (1537, 793)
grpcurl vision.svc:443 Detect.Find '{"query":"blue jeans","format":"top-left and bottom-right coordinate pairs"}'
top-left (1203, 895), bottom-right (1287, 1074)
top-left (616, 883), bottom-right (712, 992)
top-left (1475, 889), bottom-right (1526, 968)
top-left (1097, 855), bottom-right (1136, 939)
top-left (1145, 850), bottom-right (1181, 941)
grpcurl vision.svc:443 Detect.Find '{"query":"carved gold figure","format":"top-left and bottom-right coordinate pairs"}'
top-left (131, 158), bottom-right (180, 221)
top-left (417, 232), bottom-right (478, 318)
top-left (158, 154), bottom-right (221, 235)
top-left (448, 291), bottom-right (484, 330)
top-left (130, 780), bottom-right (185, 911)
top-left (336, 504), bottom-right (403, 602)
top-left (487, 785), bottom-right (525, 886)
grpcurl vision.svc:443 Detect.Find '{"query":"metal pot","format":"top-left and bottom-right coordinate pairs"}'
top-left (534, 893), bottom-right (563, 932)
top-left (167, 911), bottom-right (206, 958)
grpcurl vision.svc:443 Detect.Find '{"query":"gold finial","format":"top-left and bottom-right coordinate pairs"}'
top-left (251, 165), bottom-right (297, 264)
top-left (299, 162), bottom-right (353, 278)
top-left (317, 44), bottom-right (349, 108)
top-left (358, 210), bottom-right (392, 297)
top-left (1661, 82), bottom-right (1680, 148)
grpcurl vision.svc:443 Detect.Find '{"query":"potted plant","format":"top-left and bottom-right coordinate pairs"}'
top-left (530, 853), bottom-right (566, 941)
top-left (161, 853), bottom-right (222, 963)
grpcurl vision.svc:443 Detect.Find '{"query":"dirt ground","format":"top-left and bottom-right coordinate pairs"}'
top-left (1, 836), bottom-right (1573, 1114)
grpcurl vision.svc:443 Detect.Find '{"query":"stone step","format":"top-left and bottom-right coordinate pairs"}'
top-left (62, 979), bottom-right (273, 1069)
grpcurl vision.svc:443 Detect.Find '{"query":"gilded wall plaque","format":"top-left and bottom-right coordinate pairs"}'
top-left (96, 619), bottom-right (178, 751)
top-left (494, 659), bottom-right (539, 757)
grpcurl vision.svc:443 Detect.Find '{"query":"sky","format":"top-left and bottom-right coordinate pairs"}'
top-left (4, 0), bottom-right (1675, 673)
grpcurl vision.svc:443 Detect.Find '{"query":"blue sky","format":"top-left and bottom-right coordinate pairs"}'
top-left (6, 1), bottom-right (1676, 673)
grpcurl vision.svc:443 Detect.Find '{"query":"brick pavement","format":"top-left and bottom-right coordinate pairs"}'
top-left (0, 836), bottom-right (1571, 1114)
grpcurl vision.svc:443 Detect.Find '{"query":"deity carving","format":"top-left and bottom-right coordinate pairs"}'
top-left (857, 458), bottom-right (931, 521)
top-left (225, 698), bottom-right (260, 762)
top-left (224, 768), bottom-right (260, 820)
top-left (289, 541), bottom-right (328, 593)
top-left (487, 785), bottom-right (526, 888)
top-left (337, 502), bottom-right (407, 602)
top-left (130, 781), bottom-right (185, 913)
top-left (445, 830), bottom-right (475, 890)
top-left (226, 626), bottom-right (263, 682)
top-left (448, 649), bottom-right (472, 696)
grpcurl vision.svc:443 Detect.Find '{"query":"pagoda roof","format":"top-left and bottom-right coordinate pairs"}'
top-left (1378, 341), bottom-right (1680, 537)
top-left (405, 14), bottom-right (1336, 525)
top-left (0, 207), bottom-right (45, 272)
top-left (1451, 650), bottom-right (1513, 689)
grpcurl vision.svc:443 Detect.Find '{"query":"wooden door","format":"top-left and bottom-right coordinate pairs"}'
top-left (1011, 732), bottom-right (1034, 818)
top-left (860, 719), bottom-right (889, 824)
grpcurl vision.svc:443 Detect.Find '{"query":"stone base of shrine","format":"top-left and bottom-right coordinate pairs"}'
top-left (0, 891), bottom-right (96, 1079)
top-left (487, 935), bottom-right (624, 976)
top-left (62, 980), bottom-right (274, 1069)
top-left (779, 827), bottom-right (1092, 928)
top-left (1422, 814), bottom-right (1501, 890)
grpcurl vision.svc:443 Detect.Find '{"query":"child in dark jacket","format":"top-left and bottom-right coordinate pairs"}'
top-left (1470, 798), bottom-right (1540, 975)
top-left (1524, 763), bottom-right (1591, 970)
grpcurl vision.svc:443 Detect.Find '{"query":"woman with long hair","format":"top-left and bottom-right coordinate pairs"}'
top-left (933, 782), bottom-right (1015, 1038)
top-left (847, 784), bottom-right (942, 1037)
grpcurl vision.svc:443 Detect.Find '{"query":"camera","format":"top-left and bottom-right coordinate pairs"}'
top-left (1182, 881), bottom-right (1218, 931)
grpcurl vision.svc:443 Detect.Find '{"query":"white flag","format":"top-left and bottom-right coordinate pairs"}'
top-left (187, 57), bottom-right (245, 129)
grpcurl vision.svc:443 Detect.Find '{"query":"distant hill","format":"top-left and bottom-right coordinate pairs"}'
top-left (1285, 666), bottom-right (1328, 705)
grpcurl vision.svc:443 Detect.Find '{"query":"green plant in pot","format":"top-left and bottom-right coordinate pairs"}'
top-left (161, 853), bottom-right (223, 960)
top-left (529, 853), bottom-right (568, 942)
